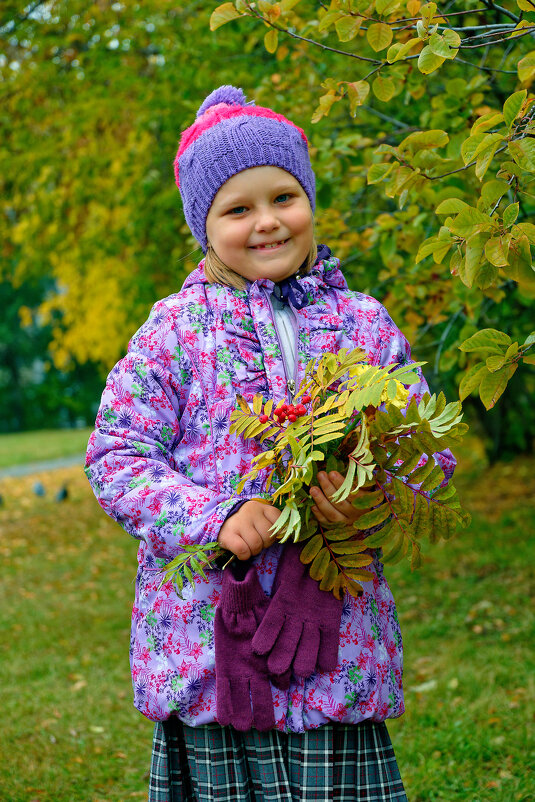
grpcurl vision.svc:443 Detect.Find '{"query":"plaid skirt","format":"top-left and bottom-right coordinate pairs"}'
top-left (148, 719), bottom-right (407, 802)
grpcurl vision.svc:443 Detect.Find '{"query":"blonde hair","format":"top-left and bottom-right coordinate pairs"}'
top-left (204, 240), bottom-right (318, 290)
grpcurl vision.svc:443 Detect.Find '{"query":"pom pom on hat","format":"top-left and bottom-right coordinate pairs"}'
top-left (196, 85), bottom-right (249, 117)
top-left (175, 85), bottom-right (316, 252)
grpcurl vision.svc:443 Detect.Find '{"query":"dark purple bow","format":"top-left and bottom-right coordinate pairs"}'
top-left (276, 244), bottom-right (331, 309)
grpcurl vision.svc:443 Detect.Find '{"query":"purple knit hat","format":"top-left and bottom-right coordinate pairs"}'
top-left (174, 86), bottom-right (316, 252)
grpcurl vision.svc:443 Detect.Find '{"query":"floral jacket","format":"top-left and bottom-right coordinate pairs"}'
top-left (85, 249), bottom-right (455, 730)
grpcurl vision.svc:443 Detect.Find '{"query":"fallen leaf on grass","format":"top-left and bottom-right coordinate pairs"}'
top-left (90, 725), bottom-right (105, 733)
top-left (409, 679), bottom-right (437, 693)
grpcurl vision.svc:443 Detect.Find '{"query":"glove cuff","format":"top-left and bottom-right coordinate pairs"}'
top-left (222, 565), bottom-right (267, 614)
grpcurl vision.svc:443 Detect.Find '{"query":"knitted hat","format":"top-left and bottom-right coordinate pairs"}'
top-left (174, 86), bottom-right (316, 252)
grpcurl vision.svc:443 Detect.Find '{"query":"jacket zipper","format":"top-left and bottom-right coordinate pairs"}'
top-left (262, 288), bottom-right (299, 402)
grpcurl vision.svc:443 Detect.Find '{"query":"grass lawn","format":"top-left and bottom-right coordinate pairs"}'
top-left (0, 437), bottom-right (533, 801)
top-left (0, 427), bottom-right (93, 469)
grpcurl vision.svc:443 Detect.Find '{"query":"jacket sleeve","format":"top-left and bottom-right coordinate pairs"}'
top-left (371, 302), bottom-right (456, 482)
top-left (85, 300), bottom-right (240, 561)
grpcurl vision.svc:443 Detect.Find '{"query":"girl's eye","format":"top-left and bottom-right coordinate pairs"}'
top-left (275, 193), bottom-right (292, 203)
top-left (228, 206), bottom-right (247, 215)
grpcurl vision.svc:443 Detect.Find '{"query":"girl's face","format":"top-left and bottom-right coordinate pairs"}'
top-left (205, 166), bottom-right (314, 284)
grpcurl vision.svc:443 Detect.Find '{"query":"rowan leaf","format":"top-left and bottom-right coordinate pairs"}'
top-left (339, 553), bottom-right (374, 568)
top-left (300, 533), bottom-right (323, 564)
top-left (319, 560), bottom-right (338, 591)
top-left (309, 547), bottom-right (330, 580)
top-left (420, 463), bottom-right (444, 491)
top-left (351, 488), bottom-right (385, 509)
top-left (352, 502), bottom-right (391, 529)
top-left (329, 539), bottom-right (370, 555)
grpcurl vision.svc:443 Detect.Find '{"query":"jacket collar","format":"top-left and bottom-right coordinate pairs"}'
top-left (182, 243), bottom-right (348, 307)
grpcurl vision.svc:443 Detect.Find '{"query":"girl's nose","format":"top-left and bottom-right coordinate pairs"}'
top-left (255, 209), bottom-right (280, 232)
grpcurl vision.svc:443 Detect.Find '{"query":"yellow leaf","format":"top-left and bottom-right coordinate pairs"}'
top-left (309, 547), bottom-right (330, 580)
top-left (252, 395), bottom-right (263, 414)
top-left (300, 534), bottom-right (323, 563)
top-left (264, 28), bottom-right (278, 54)
top-left (372, 75), bottom-right (396, 102)
top-left (518, 51), bottom-right (535, 82)
top-left (335, 14), bottom-right (363, 42)
top-left (210, 3), bottom-right (241, 31)
top-left (319, 560), bottom-right (338, 591)
top-left (367, 23), bottom-right (393, 52)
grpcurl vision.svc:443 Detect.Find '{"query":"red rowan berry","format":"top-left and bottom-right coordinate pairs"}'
top-left (288, 413), bottom-right (297, 422)
top-left (259, 414), bottom-right (269, 423)
top-left (295, 404), bottom-right (306, 416)
top-left (278, 412), bottom-right (287, 423)
top-left (302, 394), bottom-right (311, 403)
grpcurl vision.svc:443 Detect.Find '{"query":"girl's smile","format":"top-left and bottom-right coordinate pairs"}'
top-left (205, 166), bottom-right (314, 284)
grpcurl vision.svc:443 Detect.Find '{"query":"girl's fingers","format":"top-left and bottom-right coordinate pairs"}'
top-left (312, 472), bottom-right (362, 523)
top-left (310, 483), bottom-right (346, 522)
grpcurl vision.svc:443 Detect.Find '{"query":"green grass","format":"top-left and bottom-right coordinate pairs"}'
top-left (0, 446), bottom-right (533, 801)
top-left (0, 427), bottom-right (93, 469)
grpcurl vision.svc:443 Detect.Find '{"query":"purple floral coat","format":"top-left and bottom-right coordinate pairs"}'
top-left (85, 250), bottom-right (455, 731)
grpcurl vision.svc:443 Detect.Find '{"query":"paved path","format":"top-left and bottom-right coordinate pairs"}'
top-left (0, 453), bottom-right (85, 479)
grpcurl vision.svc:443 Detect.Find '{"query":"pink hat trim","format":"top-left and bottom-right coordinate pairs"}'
top-left (174, 105), bottom-right (308, 188)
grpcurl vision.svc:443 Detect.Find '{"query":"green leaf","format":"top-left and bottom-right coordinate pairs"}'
top-left (418, 45), bottom-right (445, 75)
top-left (319, 10), bottom-right (344, 31)
top-left (420, 464), bottom-right (444, 492)
top-left (508, 137), bottom-right (535, 174)
top-left (428, 31), bottom-right (459, 59)
top-left (381, 532), bottom-right (407, 563)
top-left (503, 203), bottom-right (519, 228)
top-left (514, 222), bottom-right (535, 244)
top-left (210, 3), bottom-right (241, 31)
top-left (367, 163), bottom-right (394, 184)
top-left (435, 198), bottom-right (470, 215)
top-left (335, 14), bottom-right (363, 41)
top-left (486, 354), bottom-right (506, 372)
top-left (479, 363), bottom-right (517, 409)
top-left (484, 237), bottom-right (509, 267)
top-left (408, 458), bottom-right (435, 485)
top-left (449, 207), bottom-right (495, 237)
top-left (459, 362), bottom-right (487, 400)
top-left (399, 129), bottom-right (449, 155)
top-left (503, 89), bottom-right (527, 130)
top-left (459, 328), bottom-right (511, 353)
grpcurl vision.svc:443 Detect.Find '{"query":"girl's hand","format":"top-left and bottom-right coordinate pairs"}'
top-left (310, 471), bottom-right (374, 525)
top-left (218, 500), bottom-right (281, 561)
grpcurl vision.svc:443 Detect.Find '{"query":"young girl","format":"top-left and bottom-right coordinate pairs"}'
top-left (86, 86), bottom-right (455, 801)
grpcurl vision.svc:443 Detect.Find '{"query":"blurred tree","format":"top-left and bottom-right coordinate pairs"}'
top-left (1, 0), bottom-right (534, 457)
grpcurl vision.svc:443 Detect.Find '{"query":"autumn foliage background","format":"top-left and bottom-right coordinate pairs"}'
top-left (1, 0), bottom-right (535, 460)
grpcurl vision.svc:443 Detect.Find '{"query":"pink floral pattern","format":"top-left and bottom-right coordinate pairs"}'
top-left (85, 252), bottom-right (455, 730)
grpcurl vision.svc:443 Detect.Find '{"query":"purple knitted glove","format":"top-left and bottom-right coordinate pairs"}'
top-left (215, 563), bottom-right (277, 732)
top-left (252, 543), bottom-right (343, 678)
